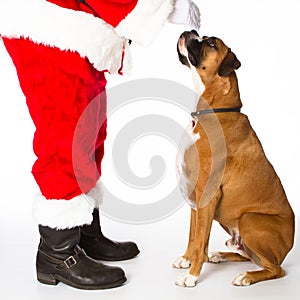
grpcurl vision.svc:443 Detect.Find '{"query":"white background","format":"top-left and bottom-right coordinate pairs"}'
top-left (0, 0), bottom-right (299, 299)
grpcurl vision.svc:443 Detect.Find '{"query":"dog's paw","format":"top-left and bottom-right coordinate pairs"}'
top-left (172, 256), bottom-right (191, 269)
top-left (175, 272), bottom-right (198, 287)
top-left (232, 272), bottom-right (251, 286)
top-left (208, 252), bottom-right (225, 264)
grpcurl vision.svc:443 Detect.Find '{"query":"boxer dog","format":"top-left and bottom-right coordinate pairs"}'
top-left (173, 30), bottom-right (295, 287)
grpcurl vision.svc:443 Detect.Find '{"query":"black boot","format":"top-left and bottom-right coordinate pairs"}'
top-left (36, 225), bottom-right (126, 290)
top-left (79, 209), bottom-right (140, 261)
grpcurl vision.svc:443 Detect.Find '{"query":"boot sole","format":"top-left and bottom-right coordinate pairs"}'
top-left (37, 272), bottom-right (127, 290)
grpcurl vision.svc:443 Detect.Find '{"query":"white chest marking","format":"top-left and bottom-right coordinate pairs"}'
top-left (176, 43), bottom-right (205, 208)
top-left (191, 66), bottom-right (205, 105)
top-left (176, 122), bottom-right (200, 209)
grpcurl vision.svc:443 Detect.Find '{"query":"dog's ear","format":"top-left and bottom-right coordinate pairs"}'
top-left (187, 39), bottom-right (201, 67)
top-left (218, 50), bottom-right (241, 77)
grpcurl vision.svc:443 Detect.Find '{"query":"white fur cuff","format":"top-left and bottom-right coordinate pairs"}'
top-left (0, 0), bottom-right (126, 73)
top-left (33, 193), bottom-right (96, 229)
top-left (86, 180), bottom-right (103, 209)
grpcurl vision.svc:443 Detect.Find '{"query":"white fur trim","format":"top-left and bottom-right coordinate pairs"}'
top-left (33, 193), bottom-right (96, 229)
top-left (86, 180), bottom-right (104, 209)
top-left (0, 0), bottom-right (127, 73)
top-left (121, 41), bottom-right (133, 75)
top-left (116, 0), bottom-right (174, 46)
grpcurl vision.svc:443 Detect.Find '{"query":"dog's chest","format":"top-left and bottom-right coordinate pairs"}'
top-left (177, 122), bottom-right (201, 208)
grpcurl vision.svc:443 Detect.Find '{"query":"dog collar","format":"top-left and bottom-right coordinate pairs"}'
top-left (191, 107), bottom-right (241, 118)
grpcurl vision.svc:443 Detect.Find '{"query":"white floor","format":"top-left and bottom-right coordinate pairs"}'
top-left (0, 206), bottom-right (299, 300)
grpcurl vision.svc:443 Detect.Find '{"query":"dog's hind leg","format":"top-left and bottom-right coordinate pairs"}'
top-left (232, 212), bottom-right (293, 286)
top-left (208, 252), bottom-right (250, 263)
top-left (209, 225), bottom-right (251, 263)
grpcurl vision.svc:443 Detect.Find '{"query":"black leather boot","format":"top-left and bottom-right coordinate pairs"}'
top-left (36, 225), bottom-right (126, 290)
top-left (79, 209), bottom-right (140, 261)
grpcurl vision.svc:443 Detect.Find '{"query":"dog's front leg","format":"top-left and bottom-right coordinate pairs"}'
top-left (176, 188), bottom-right (222, 287)
top-left (173, 208), bottom-right (196, 269)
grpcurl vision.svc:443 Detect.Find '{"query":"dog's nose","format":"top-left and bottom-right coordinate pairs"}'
top-left (191, 29), bottom-right (199, 36)
top-left (179, 29), bottom-right (199, 39)
top-left (179, 31), bottom-right (189, 39)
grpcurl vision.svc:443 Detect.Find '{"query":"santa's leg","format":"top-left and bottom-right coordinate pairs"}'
top-left (3, 38), bottom-right (134, 289)
top-left (77, 100), bottom-right (140, 261)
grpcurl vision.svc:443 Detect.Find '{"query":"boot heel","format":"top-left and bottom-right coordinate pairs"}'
top-left (37, 272), bottom-right (59, 286)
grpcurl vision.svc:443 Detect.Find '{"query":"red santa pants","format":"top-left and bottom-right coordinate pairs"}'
top-left (3, 38), bottom-right (107, 200)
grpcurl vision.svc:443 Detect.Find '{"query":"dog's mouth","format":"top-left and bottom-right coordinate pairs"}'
top-left (177, 30), bottom-right (202, 68)
top-left (177, 31), bottom-right (221, 69)
top-left (177, 42), bottom-right (190, 67)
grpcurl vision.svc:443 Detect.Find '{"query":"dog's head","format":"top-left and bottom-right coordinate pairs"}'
top-left (177, 31), bottom-right (241, 79)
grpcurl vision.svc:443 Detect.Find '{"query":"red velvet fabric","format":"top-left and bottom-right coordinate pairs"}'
top-left (46, 0), bottom-right (138, 26)
top-left (78, 0), bottom-right (138, 26)
top-left (3, 0), bottom-right (137, 200)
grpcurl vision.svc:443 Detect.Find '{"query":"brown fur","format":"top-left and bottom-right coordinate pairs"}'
top-left (179, 35), bottom-right (294, 286)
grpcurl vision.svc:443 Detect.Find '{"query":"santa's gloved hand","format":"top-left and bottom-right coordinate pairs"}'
top-left (92, 35), bottom-right (130, 74)
top-left (90, 31), bottom-right (132, 74)
top-left (167, 0), bottom-right (201, 30)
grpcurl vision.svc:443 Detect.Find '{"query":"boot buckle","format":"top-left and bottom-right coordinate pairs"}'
top-left (64, 255), bottom-right (77, 269)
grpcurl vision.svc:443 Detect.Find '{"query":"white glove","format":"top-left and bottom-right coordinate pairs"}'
top-left (167, 0), bottom-right (201, 29)
top-left (91, 34), bottom-right (129, 74)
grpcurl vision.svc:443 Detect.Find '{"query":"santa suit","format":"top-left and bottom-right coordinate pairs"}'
top-left (0, 0), bottom-right (175, 229)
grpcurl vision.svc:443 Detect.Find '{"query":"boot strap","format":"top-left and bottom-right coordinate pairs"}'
top-left (62, 255), bottom-right (78, 269)
top-left (39, 248), bottom-right (86, 270)
top-left (58, 250), bottom-right (86, 270)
